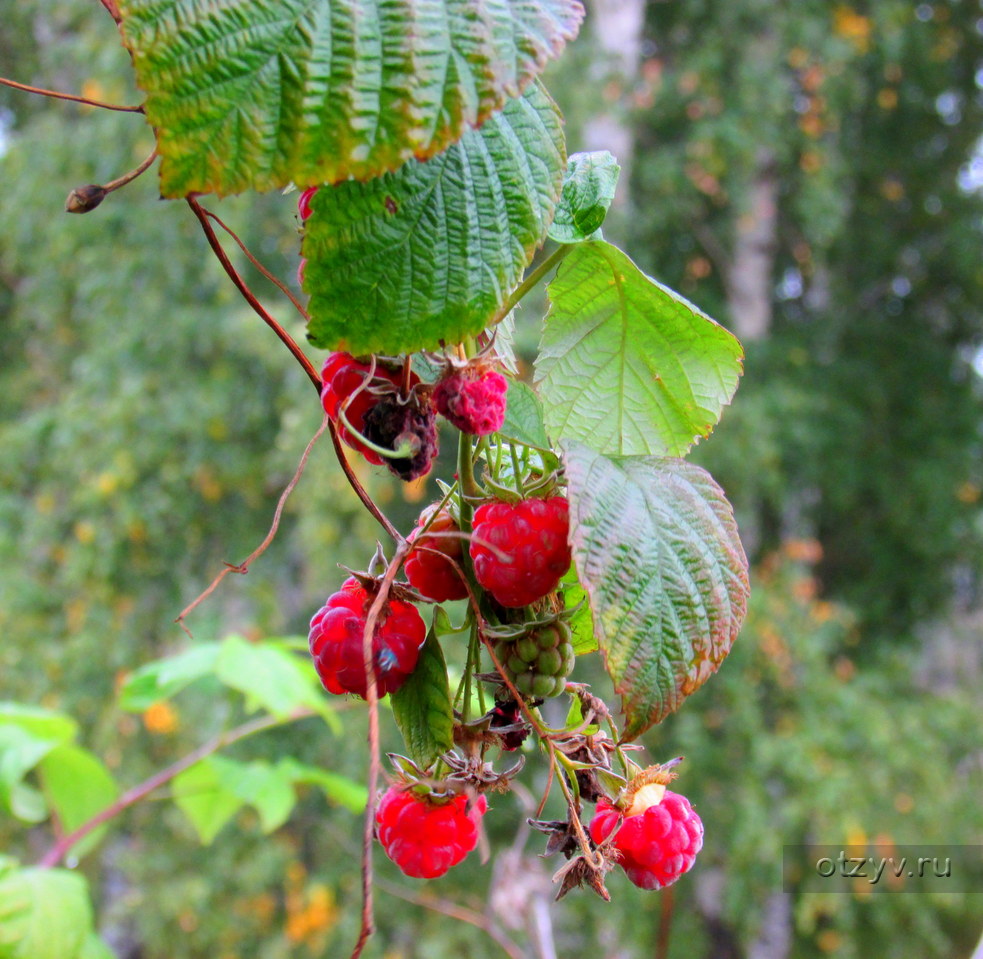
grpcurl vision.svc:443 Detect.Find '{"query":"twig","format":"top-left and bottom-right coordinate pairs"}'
top-left (98, 0), bottom-right (122, 23)
top-left (656, 885), bottom-right (675, 959)
top-left (203, 208), bottom-right (310, 323)
top-left (0, 75), bottom-right (142, 112)
top-left (38, 709), bottom-right (310, 868)
top-left (376, 880), bottom-right (527, 959)
top-left (175, 415), bottom-right (330, 634)
top-left (185, 196), bottom-right (321, 393)
top-left (349, 539), bottom-right (413, 959)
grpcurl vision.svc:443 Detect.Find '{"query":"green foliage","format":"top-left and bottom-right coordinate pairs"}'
top-left (548, 150), bottom-right (620, 243)
top-left (563, 443), bottom-right (748, 738)
top-left (0, 859), bottom-right (96, 959)
top-left (304, 83), bottom-right (566, 354)
top-left (37, 745), bottom-right (117, 859)
top-left (537, 241), bottom-right (744, 456)
top-left (118, 0), bottom-right (582, 196)
top-left (498, 379), bottom-right (551, 451)
top-left (390, 611), bottom-right (454, 767)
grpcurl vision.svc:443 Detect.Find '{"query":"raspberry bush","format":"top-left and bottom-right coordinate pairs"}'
top-left (0, 2), bottom-right (751, 957)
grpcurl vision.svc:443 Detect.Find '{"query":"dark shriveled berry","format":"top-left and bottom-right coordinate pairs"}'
top-left (362, 394), bottom-right (438, 481)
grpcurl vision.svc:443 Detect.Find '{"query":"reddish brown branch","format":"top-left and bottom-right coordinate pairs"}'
top-left (203, 208), bottom-right (310, 323)
top-left (0, 75), bottom-right (141, 112)
top-left (38, 709), bottom-right (310, 868)
top-left (175, 415), bottom-right (330, 634)
top-left (349, 539), bottom-right (413, 959)
top-left (98, 0), bottom-right (122, 23)
top-left (186, 196), bottom-right (321, 393)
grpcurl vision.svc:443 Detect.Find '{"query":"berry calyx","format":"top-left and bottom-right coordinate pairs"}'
top-left (376, 786), bottom-right (488, 879)
top-left (434, 365), bottom-right (508, 436)
top-left (308, 578), bottom-right (426, 698)
top-left (319, 353), bottom-right (418, 466)
top-left (404, 506), bottom-right (468, 602)
top-left (589, 790), bottom-right (704, 890)
top-left (469, 496), bottom-right (572, 608)
top-left (495, 620), bottom-right (575, 699)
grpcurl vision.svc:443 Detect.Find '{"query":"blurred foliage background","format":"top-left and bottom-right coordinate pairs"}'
top-left (1, 1), bottom-right (982, 957)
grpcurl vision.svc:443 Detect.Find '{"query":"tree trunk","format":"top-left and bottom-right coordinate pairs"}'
top-left (583, 0), bottom-right (646, 208)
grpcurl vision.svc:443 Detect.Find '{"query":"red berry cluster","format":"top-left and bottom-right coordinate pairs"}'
top-left (470, 496), bottom-right (572, 608)
top-left (590, 790), bottom-right (704, 890)
top-left (308, 578), bottom-right (426, 698)
top-left (376, 786), bottom-right (487, 879)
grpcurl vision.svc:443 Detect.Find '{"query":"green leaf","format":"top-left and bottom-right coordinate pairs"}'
top-left (78, 933), bottom-right (116, 959)
top-left (390, 612), bottom-right (454, 767)
top-left (278, 759), bottom-right (368, 813)
top-left (37, 746), bottom-right (118, 861)
top-left (559, 569), bottom-right (598, 655)
top-left (536, 241), bottom-right (744, 456)
top-left (209, 757), bottom-right (297, 834)
top-left (0, 704), bottom-right (77, 744)
top-left (215, 636), bottom-right (328, 721)
top-left (499, 380), bottom-right (551, 451)
top-left (0, 866), bottom-right (92, 959)
top-left (563, 443), bottom-right (749, 740)
top-left (118, 0), bottom-right (582, 197)
top-left (0, 727), bottom-right (61, 823)
top-left (172, 758), bottom-right (244, 845)
top-left (548, 151), bottom-right (620, 243)
top-left (304, 84), bottom-right (566, 354)
top-left (118, 643), bottom-right (221, 712)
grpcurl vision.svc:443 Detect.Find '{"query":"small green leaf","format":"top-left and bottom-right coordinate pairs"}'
top-left (215, 636), bottom-right (327, 720)
top-left (78, 933), bottom-right (116, 959)
top-left (118, 643), bottom-right (221, 712)
top-left (559, 569), bottom-right (598, 655)
top-left (563, 443), bottom-right (749, 740)
top-left (549, 151), bottom-right (620, 243)
top-left (118, 0), bottom-right (582, 196)
top-left (0, 727), bottom-right (63, 823)
top-left (390, 614), bottom-right (454, 767)
top-left (537, 241), bottom-right (744, 457)
top-left (278, 759), bottom-right (368, 813)
top-left (38, 746), bottom-right (118, 860)
top-left (499, 381), bottom-right (552, 451)
top-left (172, 759), bottom-right (244, 845)
top-left (0, 866), bottom-right (92, 959)
top-left (304, 84), bottom-right (565, 355)
top-left (0, 704), bottom-right (77, 744)
top-left (209, 757), bottom-right (297, 834)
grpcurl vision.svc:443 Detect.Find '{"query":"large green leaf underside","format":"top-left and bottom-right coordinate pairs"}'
top-left (537, 241), bottom-right (744, 456)
top-left (563, 443), bottom-right (748, 740)
top-left (304, 84), bottom-right (564, 353)
top-left (117, 0), bottom-right (583, 197)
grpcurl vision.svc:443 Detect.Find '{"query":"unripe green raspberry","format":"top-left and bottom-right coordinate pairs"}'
top-left (515, 637), bottom-right (540, 664)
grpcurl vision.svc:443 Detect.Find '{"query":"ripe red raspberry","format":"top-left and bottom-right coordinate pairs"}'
top-left (404, 507), bottom-right (468, 602)
top-left (308, 578), bottom-right (426, 698)
top-left (589, 790), bottom-right (704, 890)
top-left (298, 186), bottom-right (318, 220)
top-left (469, 496), bottom-right (571, 608)
top-left (434, 367), bottom-right (508, 435)
top-left (376, 786), bottom-right (488, 879)
top-left (320, 353), bottom-right (418, 466)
